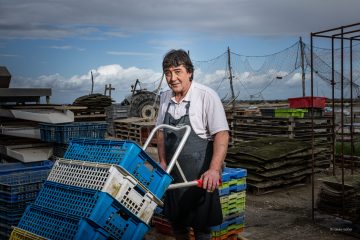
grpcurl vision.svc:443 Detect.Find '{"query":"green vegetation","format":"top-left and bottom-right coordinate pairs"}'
top-left (335, 142), bottom-right (360, 156)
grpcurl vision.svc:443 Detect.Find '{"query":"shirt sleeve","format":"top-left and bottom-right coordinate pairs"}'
top-left (205, 90), bottom-right (230, 136)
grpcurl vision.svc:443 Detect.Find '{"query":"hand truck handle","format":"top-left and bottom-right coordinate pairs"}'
top-left (167, 179), bottom-right (222, 190)
top-left (142, 124), bottom-right (191, 174)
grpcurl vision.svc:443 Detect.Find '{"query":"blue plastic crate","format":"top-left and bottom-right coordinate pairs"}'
top-left (0, 201), bottom-right (29, 211)
top-left (0, 169), bottom-right (50, 194)
top-left (219, 184), bottom-right (247, 196)
top-left (31, 181), bottom-right (150, 239)
top-left (18, 204), bottom-right (81, 240)
top-left (18, 200), bottom-right (150, 240)
top-left (75, 219), bottom-right (109, 240)
top-left (222, 168), bottom-right (247, 182)
top-left (0, 222), bottom-right (13, 239)
top-left (39, 122), bottom-right (107, 144)
top-left (0, 190), bottom-right (39, 203)
top-left (210, 214), bottom-right (245, 231)
top-left (0, 209), bottom-right (25, 225)
top-left (64, 138), bottom-right (172, 198)
top-left (0, 160), bottom-right (53, 175)
top-left (34, 181), bottom-right (99, 217)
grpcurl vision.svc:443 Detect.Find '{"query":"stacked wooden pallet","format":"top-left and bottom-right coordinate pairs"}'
top-left (225, 108), bottom-right (261, 147)
top-left (317, 175), bottom-right (360, 223)
top-left (113, 117), bottom-right (156, 146)
top-left (72, 94), bottom-right (113, 121)
top-left (225, 137), bottom-right (330, 194)
top-left (105, 104), bottom-right (129, 136)
top-left (231, 116), bottom-right (333, 143)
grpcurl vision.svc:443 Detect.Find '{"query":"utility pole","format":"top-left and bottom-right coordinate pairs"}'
top-left (227, 47), bottom-right (235, 110)
top-left (300, 37), bottom-right (306, 96)
top-left (91, 71), bottom-right (94, 95)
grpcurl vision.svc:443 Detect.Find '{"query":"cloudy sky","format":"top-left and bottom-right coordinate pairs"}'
top-left (0, 0), bottom-right (359, 103)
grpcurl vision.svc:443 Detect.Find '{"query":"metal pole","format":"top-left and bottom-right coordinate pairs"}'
top-left (310, 33), bottom-right (315, 221)
top-left (300, 37), bottom-right (306, 97)
top-left (331, 37), bottom-right (336, 176)
top-left (340, 27), bottom-right (345, 218)
top-left (350, 39), bottom-right (354, 175)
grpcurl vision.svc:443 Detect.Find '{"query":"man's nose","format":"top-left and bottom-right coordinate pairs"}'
top-left (170, 72), bottom-right (176, 81)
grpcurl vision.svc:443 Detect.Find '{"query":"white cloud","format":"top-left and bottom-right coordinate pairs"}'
top-left (49, 45), bottom-right (85, 51)
top-left (10, 64), bottom-right (162, 103)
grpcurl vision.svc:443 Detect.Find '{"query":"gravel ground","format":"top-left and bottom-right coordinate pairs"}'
top-left (145, 173), bottom-right (360, 240)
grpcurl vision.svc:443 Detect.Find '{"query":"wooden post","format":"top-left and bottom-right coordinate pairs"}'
top-left (104, 84), bottom-right (115, 97)
top-left (227, 47), bottom-right (236, 111)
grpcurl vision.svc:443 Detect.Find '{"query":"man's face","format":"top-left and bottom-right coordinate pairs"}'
top-left (164, 65), bottom-right (192, 95)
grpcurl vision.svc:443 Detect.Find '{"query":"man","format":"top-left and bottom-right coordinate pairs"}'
top-left (156, 49), bottom-right (229, 240)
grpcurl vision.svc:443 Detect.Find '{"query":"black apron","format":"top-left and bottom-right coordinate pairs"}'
top-left (163, 101), bottom-right (223, 230)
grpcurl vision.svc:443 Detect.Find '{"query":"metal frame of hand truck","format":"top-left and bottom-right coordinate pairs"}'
top-left (142, 124), bottom-right (203, 190)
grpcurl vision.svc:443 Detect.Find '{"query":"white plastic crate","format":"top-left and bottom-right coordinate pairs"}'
top-left (47, 159), bottom-right (161, 223)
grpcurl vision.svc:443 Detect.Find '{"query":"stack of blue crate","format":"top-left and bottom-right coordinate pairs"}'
top-left (38, 122), bottom-right (108, 158)
top-left (10, 138), bottom-right (172, 240)
top-left (210, 167), bottom-right (247, 240)
top-left (0, 161), bottom-right (53, 240)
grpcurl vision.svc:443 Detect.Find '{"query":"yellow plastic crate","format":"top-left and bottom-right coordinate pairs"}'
top-left (9, 227), bottom-right (46, 240)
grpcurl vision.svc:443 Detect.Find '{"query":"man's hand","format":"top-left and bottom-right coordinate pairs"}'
top-left (160, 161), bottom-right (167, 171)
top-left (201, 168), bottom-right (221, 192)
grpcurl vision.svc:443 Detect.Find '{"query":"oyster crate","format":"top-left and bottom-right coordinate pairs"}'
top-left (47, 159), bottom-right (160, 223)
top-left (222, 168), bottom-right (247, 182)
top-left (0, 160), bottom-right (53, 175)
top-left (9, 227), bottom-right (46, 240)
top-left (274, 108), bottom-right (308, 118)
top-left (64, 138), bottom-right (172, 198)
top-left (211, 213), bottom-right (245, 232)
top-left (18, 192), bottom-right (149, 240)
top-left (288, 96), bottom-right (327, 109)
top-left (39, 122), bottom-right (107, 144)
top-left (0, 170), bottom-right (50, 195)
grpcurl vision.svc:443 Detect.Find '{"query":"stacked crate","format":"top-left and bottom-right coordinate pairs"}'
top-left (11, 138), bottom-right (172, 240)
top-left (113, 118), bottom-right (157, 146)
top-left (152, 167), bottom-right (247, 240)
top-left (39, 122), bottom-right (107, 158)
top-left (211, 167), bottom-right (247, 240)
top-left (0, 160), bottom-right (53, 240)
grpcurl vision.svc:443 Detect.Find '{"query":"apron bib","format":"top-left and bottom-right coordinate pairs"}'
top-left (163, 102), bottom-right (223, 229)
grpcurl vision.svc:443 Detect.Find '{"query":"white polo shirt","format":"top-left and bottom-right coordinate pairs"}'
top-left (156, 82), bottom-right (229, 140)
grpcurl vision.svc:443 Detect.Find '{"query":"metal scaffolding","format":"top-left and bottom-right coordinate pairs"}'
top-left (311, 22), bottom-right (360, 226)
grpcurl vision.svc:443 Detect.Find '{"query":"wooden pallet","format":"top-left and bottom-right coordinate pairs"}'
top-left (113, 117), bottom-right (157, 146)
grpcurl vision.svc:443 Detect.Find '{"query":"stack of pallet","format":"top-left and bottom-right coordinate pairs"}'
top-left (0, 161), bottom-right (53, 240)
top-left (72, 94), bottom-right (113, 121)
top-left (152, 167), bottom-right (247, 240)
top-left (113, 117), bottom-right (157, 146)
top-left (225, 137), bottom-right (330, 193)
top-left (104, 104), bottom-right (129, 136)
top-left (317, 175), bottom-right (360, 223)
top-left (10, 138), bottom-right (172, 240)
top-left (39, 122), bottom-right (107, 158)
